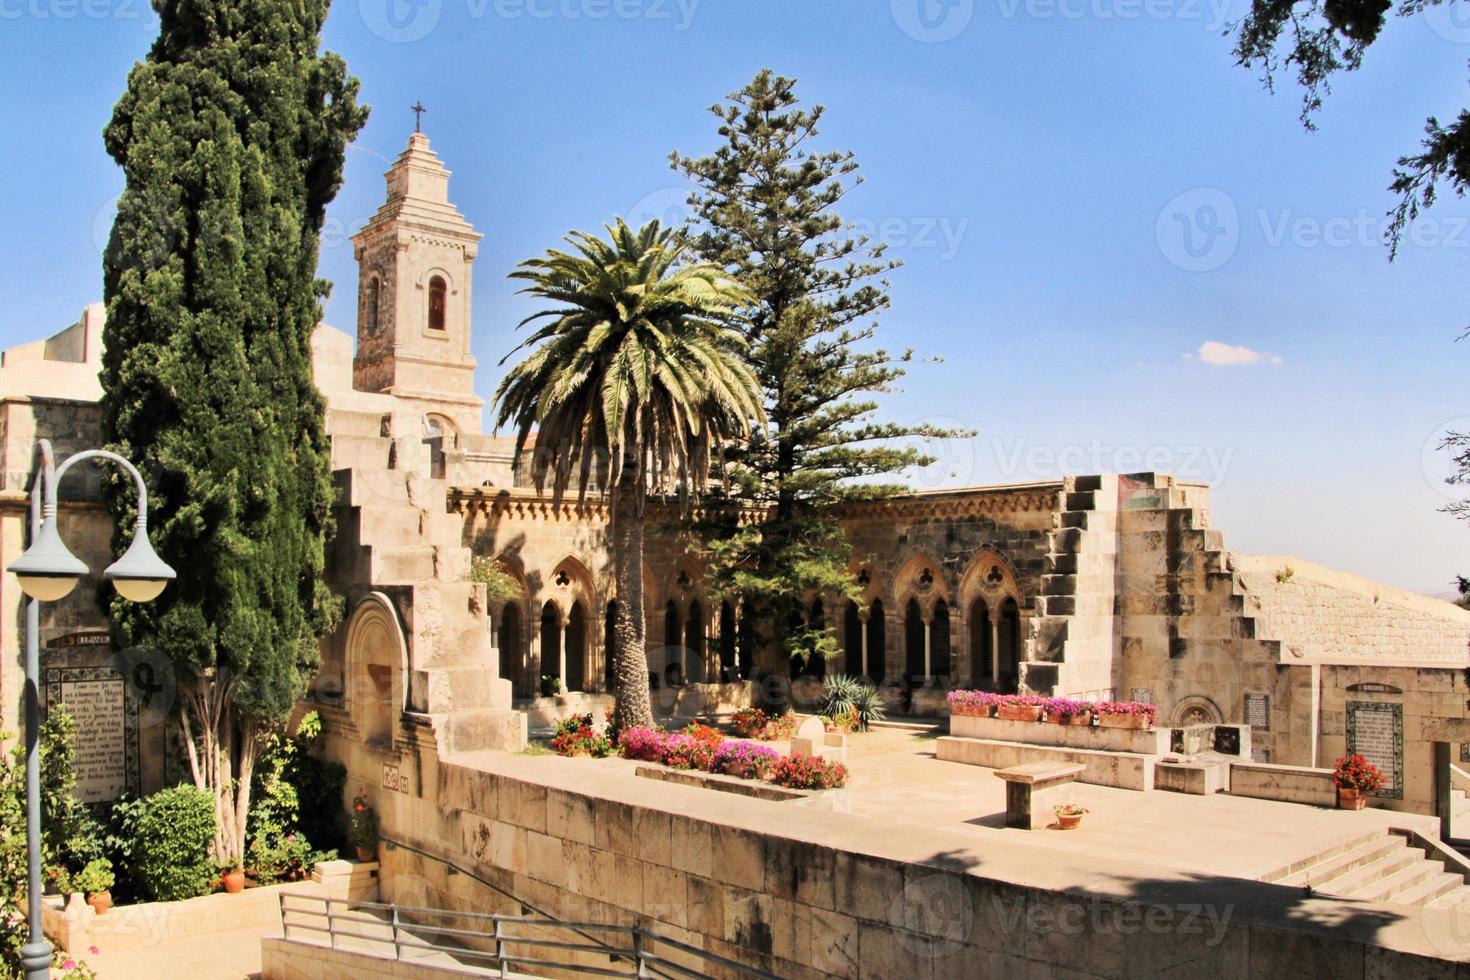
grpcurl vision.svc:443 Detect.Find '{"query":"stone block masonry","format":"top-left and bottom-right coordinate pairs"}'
top-left (356, 746), bottom-right (1468, 978)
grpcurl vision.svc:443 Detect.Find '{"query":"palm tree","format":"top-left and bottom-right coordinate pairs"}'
top-left (494, 219), bottom-right (762, 731)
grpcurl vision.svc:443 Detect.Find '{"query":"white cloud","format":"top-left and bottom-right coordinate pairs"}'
top-left (1190, 341), bottom-right (1282, 367)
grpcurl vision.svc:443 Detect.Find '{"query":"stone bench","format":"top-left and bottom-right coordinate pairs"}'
top-left (995, 762), bottom-right (1085, 830)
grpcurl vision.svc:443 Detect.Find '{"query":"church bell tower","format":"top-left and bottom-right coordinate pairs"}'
top-left (352, 129), bottom-right (484, 435)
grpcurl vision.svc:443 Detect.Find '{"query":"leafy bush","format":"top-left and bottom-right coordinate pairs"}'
top-left (769, 755), bottom-right (849, 790)
top-left (661, 734), bottom-right (716, 771)
top-left (134, 786), bottom-right (217, 901)
top-left (466, 555), bottom-right (523, 601)
top-left (681, 723), bottom-right (724, 747)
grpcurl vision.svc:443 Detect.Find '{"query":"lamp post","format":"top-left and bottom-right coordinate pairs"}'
top-left (7, 439), bottom-right (174, 980)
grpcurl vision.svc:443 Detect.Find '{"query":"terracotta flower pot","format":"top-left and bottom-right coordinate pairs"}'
top-left (1098, 712), bottom-right (1148, 730)
top-left (223, 871), bottom-right (245, 894)
top-left (86, 891), bottom-right (112, 915)
top-left (1044, 711), bottom-right (1093, 726)
top-left (1337, 788), bottom-right (1367, 811)
top-left (1055, 814), bottom-right (1084, 830)
top-left (356, 845), bottom-right (377, 863)
top-left (997, 704), bottom-right (1043, 723)
top-left (952, 703), bottom-right (992, 718)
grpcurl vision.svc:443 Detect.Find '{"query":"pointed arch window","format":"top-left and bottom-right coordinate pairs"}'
top-left (428, 275), bottom-right (447, 331)
top-left (364, 277), bottom-right (380, 334)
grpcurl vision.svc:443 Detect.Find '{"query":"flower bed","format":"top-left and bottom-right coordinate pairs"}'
top-left (614, 722), bottom-right (845, 789)
top-left (769, 754), bottom-right (849, 790)
top-left (550, 713), bottom-right (613, 757)
top-left (948, 692), bottom-right (1157, 730)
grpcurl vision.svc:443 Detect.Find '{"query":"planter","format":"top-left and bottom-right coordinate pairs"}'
top-left (1337, 788), bottom-right (1367, 811)
top-left (997, 704), bottom-right (1043, 723)
top-left (355, 845), bottom-right (377, 863)
top-left (951, 702), bottom-right (994, 718)
top-left (86, 891), bottom-right (112, 916)
top-left (222, 871), bottom-right (245, 894)
top-left (1044, 711), bottom-right (1092, 726)
top-left (1055, 813), bottom-right (1084, 830)
top-left (1097, 712), bottom-right (1149, 731)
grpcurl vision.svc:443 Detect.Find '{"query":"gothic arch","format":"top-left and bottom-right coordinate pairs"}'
top-left (344, 593), bottom-right (409, 748)
top-left (416, 267), bottom-right (458, 335)
top-left (957, 548), bottom-right (1021, 619)
top-left (892, 553), bottom-right (950, 620)
top-left (541, 554), bottom-right (597, 622)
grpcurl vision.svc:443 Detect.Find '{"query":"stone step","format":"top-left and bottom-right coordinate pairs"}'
top-left (1350, 855), bottom-right (1440, 904)
top-left (328, 408), bottom-right (389, 439)
top-left (330, 434), bottom-right (393, 471)
top-left (1042, 574), bottom-right (1076, 596)
top-left (372, 545), bottom-right (440, 583)
top-left (1391, 871), bottom-right (1466, 908)
top-left (1313, 845), bottom-right (1421, 898)
top-left (1072, 475), bottom-right (1105, 492)
top-left (1279, 835), bottom-right (1404, 889)
top-left (337, 467), bottom-right (413, 507)
top-left (1064, 491), bottom-right (1096, 511)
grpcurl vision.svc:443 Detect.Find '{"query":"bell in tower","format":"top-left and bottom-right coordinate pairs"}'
top-left (351, 125), bottom-right (484, 436)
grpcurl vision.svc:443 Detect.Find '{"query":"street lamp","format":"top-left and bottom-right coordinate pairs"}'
top-left (7, 439), bottom-right (174, 980)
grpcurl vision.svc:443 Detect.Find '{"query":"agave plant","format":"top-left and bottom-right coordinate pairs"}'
top-left (818, 675), bottom-right (886, 732)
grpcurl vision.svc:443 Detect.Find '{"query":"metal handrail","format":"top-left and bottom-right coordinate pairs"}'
top-left (278, 893), bottom-right (781, 979)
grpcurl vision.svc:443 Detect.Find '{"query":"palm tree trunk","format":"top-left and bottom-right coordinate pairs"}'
top-left (610, 476), bottom-right (654, 731)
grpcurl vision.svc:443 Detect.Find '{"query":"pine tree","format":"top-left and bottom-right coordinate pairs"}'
top-left (100, 0), bottom-right (366, 861)
top-left (671, 69), bottom-right (967, 680)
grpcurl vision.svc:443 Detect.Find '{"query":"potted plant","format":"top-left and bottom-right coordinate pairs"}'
top-left (1332, 754), bottom-right (1385, 810)
top-left (947, 690), bottom-right (996, 718)
top-left (995, 694), bottom-right (1046, 723)
top-left (350, 795), bottom-right (379, 862)
top-left (1053, 803), bottom-right (1088, 830)
top-left (220, 858), bottom-right (245, 894)
top-left (732, 707), bottom-right (768, 738)
top-left (1043, 697), bottom-right (1092, 726)
top-left (1095, 700), bottom-right (1158, 730)
top-left (539, 674), bottom-right (563, 698)
top-left (77, 858), bottom-right (115, 915)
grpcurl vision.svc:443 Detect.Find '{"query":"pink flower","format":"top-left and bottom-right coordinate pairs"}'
top-left (89, 946), bottom-right (99, 955)
top-left (62, 960), bottom-right (76, 970)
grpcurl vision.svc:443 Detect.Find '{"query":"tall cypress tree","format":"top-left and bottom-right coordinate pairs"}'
top-left (100, 0), bottom-right (366, 860)
top-left (671, 70), bottom-right (967, 681)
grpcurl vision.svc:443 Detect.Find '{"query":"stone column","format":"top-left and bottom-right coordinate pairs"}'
top-left (557, 613), bottom-right (569, 691)
top-left (990, 618), bottom-right (1000, 688)
top-left (923, 614), bottom-right (933, 684)
top-left (858, 608), bottom-right (870, 678)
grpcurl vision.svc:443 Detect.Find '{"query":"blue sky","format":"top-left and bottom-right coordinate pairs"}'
top-left (2, 0), bottom-right (1468, 593)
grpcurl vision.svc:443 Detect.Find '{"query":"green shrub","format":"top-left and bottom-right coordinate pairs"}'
top-left (134, 786), bottom-right (217, 901)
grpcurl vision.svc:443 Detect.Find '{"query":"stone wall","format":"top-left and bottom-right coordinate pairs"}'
top-left (327, 725), bottom-right (1469, 979)
top-left (1233, 554), bottom-right (1470, 665)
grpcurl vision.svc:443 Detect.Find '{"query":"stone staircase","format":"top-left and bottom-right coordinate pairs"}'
top-left (328, 407), bottom-right (524, 753)
top-left (1270, 830), bottom-right (1470, 911)
top-left (1026, 475), bottom-right (1120, 697)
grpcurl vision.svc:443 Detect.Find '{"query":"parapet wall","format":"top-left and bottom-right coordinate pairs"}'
top-left (1232, 554), bottom-right (1470, 665)
top-left (356, 742), bottom-right (1468, 979)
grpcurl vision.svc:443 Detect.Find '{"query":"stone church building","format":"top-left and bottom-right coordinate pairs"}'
top-left (3, 131), bottom-right (1469, 818)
